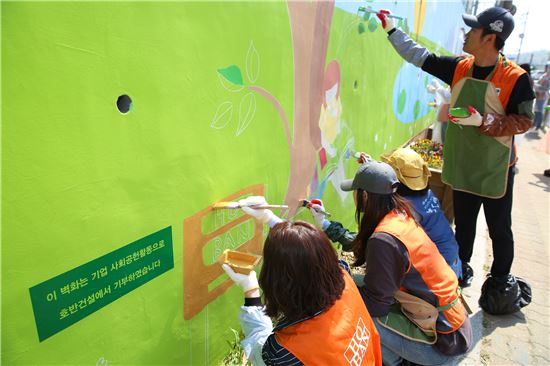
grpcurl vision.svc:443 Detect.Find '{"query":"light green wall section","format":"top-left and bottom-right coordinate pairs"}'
top-left (2, 2), bottom-right (292, 364)
top-left (2, 1), bottom-right (452, 365)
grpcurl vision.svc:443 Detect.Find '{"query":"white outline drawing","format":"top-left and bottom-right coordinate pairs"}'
top-left (218, 73), bottom-right (244, 93)
top-left (236, 92), bottom-right (257, 136)
top-left (211, 101), bottom-right (233, 129)
top-left (246, 40), bottom-right (260, 83)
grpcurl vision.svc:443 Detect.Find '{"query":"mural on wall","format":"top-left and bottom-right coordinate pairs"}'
top-left (2, 0), bottom-right (466, 364)
top-left (183, 184), bottom-right (264, 320)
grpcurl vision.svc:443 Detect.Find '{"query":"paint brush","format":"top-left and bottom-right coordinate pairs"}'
top-left (301, 199), bottom-right (331, 217)
top-left (213, 202), bottom-right (289, 210)
top-left (349, 149), bottom-right (371, 163)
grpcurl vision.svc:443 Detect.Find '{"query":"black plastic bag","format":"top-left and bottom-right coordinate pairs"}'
top-left (478, 274), bottom-right (532, 315)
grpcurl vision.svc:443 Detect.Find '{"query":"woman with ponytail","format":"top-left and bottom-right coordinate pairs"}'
top-left (309, 159), bottom-right (472, 366)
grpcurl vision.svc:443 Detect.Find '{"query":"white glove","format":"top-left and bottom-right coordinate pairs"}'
top-left (222, 264), bottom-right (259, 293)
top-left (307, 199), bottom-right (330, 230)
top-left (435, 87), bottom-right (451, 105)
top-left (448, 106), bottom-right (483, 127)
top-left (238, 196), bottom-right (282, 228)
top-left (376, 9), bottom-right (395, 33)
top-left (426, 80), bottom-right (441, 94)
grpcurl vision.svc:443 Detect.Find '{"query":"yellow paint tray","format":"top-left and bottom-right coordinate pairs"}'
top-left (218, 249), bottom-right (262, 275)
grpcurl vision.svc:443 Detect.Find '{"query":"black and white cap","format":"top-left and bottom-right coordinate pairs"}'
top-left (462, 6), bottom-right (515, 41)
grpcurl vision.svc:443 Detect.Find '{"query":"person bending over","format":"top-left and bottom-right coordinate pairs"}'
top-left (224, 196), bottom-right (382, 365)
top-left (310, 161), bottom-right (472, 366)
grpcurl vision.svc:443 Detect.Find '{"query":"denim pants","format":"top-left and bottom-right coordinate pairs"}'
top-left (534, 111), bottom-right (544, 129)
top-left (534, 99), bottom-right (546, 129)
top-left (374, 320), bottom-right (451, 366)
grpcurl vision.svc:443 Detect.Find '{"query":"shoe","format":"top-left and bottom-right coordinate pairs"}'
top-left (459, 262), bottom-right (474, 288)
top-left (544, 169), bottom-right (550, 177)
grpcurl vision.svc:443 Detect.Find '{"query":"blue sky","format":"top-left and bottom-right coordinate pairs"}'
top-left (336, 0), bottom-right (549, 55)
top-left (477, 0), bottom-right (550, 54)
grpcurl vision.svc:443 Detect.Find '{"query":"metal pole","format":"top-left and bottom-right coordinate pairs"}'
top-left (516, 10), bottom-right (529, 64)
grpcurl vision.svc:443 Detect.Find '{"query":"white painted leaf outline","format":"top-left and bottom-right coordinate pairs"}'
top-left (236, 92), bottom-right (256, 136)
top-left (211, 101), bottom-right (233, 129)
top-left (245, 41), bottom-right (260, 83)
top-left (218, 74), bottom-right (244, 93)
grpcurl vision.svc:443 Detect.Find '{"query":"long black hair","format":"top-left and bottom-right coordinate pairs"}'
top-left (396, 182), bottom-right (429, 197)
top-left (352, 189), bottom-right (414, 266)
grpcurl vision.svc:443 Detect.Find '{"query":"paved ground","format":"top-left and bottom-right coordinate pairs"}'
top-left (457, 129), bottom-right (550, 366)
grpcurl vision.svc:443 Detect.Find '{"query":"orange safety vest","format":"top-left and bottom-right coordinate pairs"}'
top-left (451, 56), bottom-right (525, 169)
top-left (375, 211), bottom-right (466, 334)
top-left (451, 56), bottom-right (525, 111)
top-left (275, 271), bottom-right (382, 365)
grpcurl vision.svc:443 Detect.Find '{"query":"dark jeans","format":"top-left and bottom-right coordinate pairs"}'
top-left (534, 111), bottom-right (543, 129)
top-left (453, 167), bottom-right (515, 277)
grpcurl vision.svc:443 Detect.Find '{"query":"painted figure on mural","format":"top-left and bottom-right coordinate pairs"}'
top-left (311, 60), bottom-right (356, 201)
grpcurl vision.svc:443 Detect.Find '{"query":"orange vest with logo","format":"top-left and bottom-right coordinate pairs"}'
top-left (375, 211), bottom-right (466, 334)
top-left (275, 271), bottom-right (382, 365)
top-left (451, 56), bottom-right (525, 111)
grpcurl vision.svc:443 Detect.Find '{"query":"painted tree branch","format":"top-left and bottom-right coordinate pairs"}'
top-left (248, 85), bottom-right (292, 149)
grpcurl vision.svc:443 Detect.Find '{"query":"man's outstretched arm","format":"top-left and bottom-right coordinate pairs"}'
top-left (378, 10), bottom-right (459, 85)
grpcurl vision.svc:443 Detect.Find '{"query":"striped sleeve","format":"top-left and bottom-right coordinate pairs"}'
top-left (262, 334), bottom-right (303, 366)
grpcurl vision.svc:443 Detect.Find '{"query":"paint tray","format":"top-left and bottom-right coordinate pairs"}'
top-left (219, 249), bottom-right (262, 275)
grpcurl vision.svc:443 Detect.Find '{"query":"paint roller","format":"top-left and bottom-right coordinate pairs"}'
top-left (357, 6), bottom-right (404, 34)
top-left (357, 6), bottom-right (404, 20)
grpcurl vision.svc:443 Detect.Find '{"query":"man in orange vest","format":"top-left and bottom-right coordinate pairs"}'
top-left (377, 7), bottom-right (534, 309)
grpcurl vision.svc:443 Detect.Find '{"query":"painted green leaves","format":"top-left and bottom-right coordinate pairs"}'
top-left (357, 9), bottom-right (379, 34)
top-left (212, 40), bottom-right (259, 136)
top-left (218, 65), bottom-right (243, 86)
top-left (413, 100), bottom-right (420, 120)
top-left (397, 90), bottom-right (406, 114)
top-left (357, 11), bottom-right (378, 34)
top-left (367, 17), bottom-right (378, 32)
top-left (396, 88), bottom-right (422, 121)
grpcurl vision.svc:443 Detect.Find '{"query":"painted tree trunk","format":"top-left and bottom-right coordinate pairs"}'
top-left (284, 0), bottom-right (334, 216)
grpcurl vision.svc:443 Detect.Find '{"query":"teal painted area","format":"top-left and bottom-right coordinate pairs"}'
top-left (218, 65), bottom-right (244, 86)
top-left (2, 1), bottom-right (461, 364)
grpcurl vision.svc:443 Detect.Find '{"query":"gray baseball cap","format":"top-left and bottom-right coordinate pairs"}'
top-left (462, 7), bottom-right (514, 41)
top-left (340, 160), bottom-right (399, 194)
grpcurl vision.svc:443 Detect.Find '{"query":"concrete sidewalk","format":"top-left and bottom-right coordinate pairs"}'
top-left (457, 129), bottom-right (550, 365)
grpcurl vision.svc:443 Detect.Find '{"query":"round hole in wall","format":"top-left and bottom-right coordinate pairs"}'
top-left (116, 95), bottom-right (132, 114)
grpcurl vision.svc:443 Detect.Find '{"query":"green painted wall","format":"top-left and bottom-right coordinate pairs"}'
top-left (1, 1), bottom-right (461, 364)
